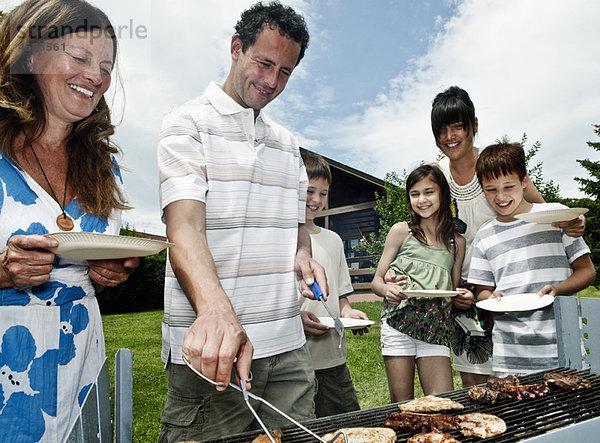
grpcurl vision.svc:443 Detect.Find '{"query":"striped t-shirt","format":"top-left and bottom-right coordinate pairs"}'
top-left (468, 203), bottom-right (590, 374)
top-left (158, 82), bottom-right (308, 362)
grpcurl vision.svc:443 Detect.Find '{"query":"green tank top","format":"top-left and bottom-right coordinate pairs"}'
top-left (382, 234), bottom-right (454, 346)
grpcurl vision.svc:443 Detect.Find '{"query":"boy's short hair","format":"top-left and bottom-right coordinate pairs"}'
top-left (301, 150), bottom-right (332, 184)
top-left (476, 142), bottom-right (527, 184)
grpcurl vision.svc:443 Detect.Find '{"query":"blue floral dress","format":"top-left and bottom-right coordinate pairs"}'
top-left (0, 153), bottom-right (123, 442)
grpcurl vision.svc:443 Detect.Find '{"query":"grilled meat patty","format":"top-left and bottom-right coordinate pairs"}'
top-left (544, 372), bottom-right (592, 390)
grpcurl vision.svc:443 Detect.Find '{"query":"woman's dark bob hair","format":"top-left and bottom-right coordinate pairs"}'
top-left (431, 86), bottom-right (477, 142)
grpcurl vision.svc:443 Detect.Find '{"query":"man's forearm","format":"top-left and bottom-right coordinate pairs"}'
top-left (169, 225), bottom-right (233, 314)
top-left (164, 200), bottom-right (234, 315)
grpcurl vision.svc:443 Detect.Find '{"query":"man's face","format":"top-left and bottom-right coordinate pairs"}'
top-left (482, 172), bottom-right (528, 221)
top-left (227, 26), bottom-right (301, 113)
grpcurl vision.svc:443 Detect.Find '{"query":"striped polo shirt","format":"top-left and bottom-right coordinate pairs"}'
top-left (158, 82), bottom-right (308, 362)
top-left (468, 203), bottom-right (590, 374)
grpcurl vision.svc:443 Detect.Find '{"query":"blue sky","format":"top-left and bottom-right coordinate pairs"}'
top-left (293, 0), bottom-right (457, 120)
top-left (5, 0), bottom-right (600, 235)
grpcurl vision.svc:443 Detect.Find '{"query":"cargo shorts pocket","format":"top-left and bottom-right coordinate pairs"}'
top-left (160, 392), bottom-right (208, 430)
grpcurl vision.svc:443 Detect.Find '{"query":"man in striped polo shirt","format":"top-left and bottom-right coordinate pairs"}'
top-left (157, 2), bottom-right (327, 442)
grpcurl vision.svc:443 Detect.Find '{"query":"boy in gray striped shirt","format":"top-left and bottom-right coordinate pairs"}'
top-left (468, 142), bottom-right (595, 375)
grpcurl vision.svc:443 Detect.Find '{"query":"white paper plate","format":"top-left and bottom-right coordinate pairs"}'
top-left (317, 317), bottom-right (375, 330)
top-left (402, 289), bottom-right (461, 298)
top-left (515, 207), bottom-right (588, 224)
top-left (44, 232), bottom-right (174, 260)
top-left (476, 294), bottom-right (554, 312)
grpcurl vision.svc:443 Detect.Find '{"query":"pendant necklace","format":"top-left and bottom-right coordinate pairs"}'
top-left (23, 130), bottom-right (74, 231)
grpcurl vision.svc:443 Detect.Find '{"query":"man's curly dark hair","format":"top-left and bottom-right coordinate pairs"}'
top-left (235, 1), bottom-right (309, 66)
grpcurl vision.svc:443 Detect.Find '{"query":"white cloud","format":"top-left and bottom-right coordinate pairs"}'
top-left (97, 0), bottom-right (315, 233)
top-left (95, 0), bottom-right (259, 233)
top-left (306, 0), bottom-right (600, 198)
top-left (6, 0), bottom-right (597, 234)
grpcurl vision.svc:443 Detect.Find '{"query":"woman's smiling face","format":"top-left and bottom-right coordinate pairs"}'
top-left (29, 31), bottom-right (114, 126)
top-left (435, 119), bottom-right (478, 161)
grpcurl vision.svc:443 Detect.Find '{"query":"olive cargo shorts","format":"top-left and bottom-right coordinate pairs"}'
top-left (158, 345), bottom-right (315, 442)
top-left (314, 363), bottom-right (360, 418)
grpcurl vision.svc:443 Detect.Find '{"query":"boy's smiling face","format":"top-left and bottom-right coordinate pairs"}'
top-left (482, 172), bottom-right (531, 221)
top-left (305, 177), bottom-right (329, 221)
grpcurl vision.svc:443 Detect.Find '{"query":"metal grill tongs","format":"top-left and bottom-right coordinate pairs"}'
top-left (182, 356), bottom-right (348, 442)
top-left (310, 281), bottom-right (345, 348)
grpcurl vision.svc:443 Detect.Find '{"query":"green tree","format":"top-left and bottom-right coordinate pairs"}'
top-left (98, 226), bottom-right (167, 314)
top-left (521, 134), bottom-right (561, 202)
top-left (574, 124), bottom-right (600, 286)
top-left (353, 170), bottom-right (409, 266)
top-left (574, 124), bottom-right (600, 199)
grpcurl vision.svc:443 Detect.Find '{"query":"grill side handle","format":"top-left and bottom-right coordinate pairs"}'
top-left (555, 296), bottom-right (583, 370)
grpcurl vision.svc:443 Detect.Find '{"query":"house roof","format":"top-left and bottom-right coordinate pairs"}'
top-left (300, 147), bottom-right (386, 190)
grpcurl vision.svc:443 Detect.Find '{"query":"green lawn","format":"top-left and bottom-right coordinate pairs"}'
top-left (103, 310), bottom-right (166, 442)
top-left (104, 305), bottom-right (401, 442)
top-left (103, 287), bottom-right (600, 442)
top-left (344, 302), bottom-right (462, 409)
top-left (580, 286), bottom-right (600, 298)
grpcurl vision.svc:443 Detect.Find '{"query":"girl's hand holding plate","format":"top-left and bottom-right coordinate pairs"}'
top-left (451, 287), bottom-right (474, 309)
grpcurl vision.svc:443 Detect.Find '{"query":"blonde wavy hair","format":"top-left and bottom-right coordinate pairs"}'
top-left (0, 0), bottom-right (129, 218)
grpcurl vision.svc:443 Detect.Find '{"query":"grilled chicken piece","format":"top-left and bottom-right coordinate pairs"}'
top-left (399, 395), bottom-right (464, 413)
top-left (251, 428), bottom-right (283, 443)
top-left (544, 372), bottom-right (592, 390)
top-left (321, 427), bottom-right (397, 443)
top-left (501, 382), bottom-right (550, 400)
top-left (456, 413), bottom-right (506, 439)
top-left (384, 412), bottom-right (459, 432)
top-left (468, 377), bottom-right (551, 403)
top-left (407, 428), bottom-right (461, 443)
top-left (467, 386), bottom-right (505, 404)
top-left (487, 375), bottom-right (520, 390)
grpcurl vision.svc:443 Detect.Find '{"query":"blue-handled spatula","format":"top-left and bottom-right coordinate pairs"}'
top-left (310, 281), bottom-right (344, 348)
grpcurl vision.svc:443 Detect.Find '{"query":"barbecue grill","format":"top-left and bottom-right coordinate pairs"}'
top-left (202, 367), bottom-right (600, 442)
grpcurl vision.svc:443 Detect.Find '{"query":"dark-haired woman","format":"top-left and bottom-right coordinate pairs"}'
top-left (0, 1), bottom-right (138, 440)
top-left (431, 86), bottom-right (582, 386)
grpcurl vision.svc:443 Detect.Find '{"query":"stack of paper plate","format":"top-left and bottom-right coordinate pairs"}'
top-left (317, 317), bottom-right (375, 330)
top-left (476, 294), bottom-right (554, 312)
top-left (515, 207), bottom-right (588, 224)
top-left (44, 232), bottom-right (174, 260)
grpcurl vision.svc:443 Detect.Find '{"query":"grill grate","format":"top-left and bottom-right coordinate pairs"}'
top-left (202, 368), bottom-right (600, 442)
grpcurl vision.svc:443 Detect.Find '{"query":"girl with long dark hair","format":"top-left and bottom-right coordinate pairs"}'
top-left (372, 164), bottom-right (472, 402)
